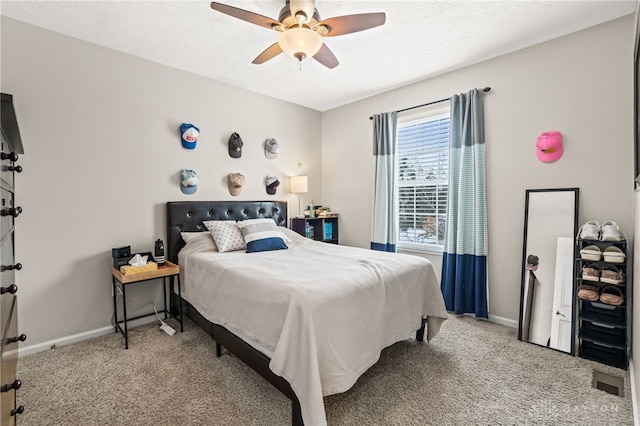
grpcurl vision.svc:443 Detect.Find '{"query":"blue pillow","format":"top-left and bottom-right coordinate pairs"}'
top-left (246, 237), bottom-right (288, 253)
top-left (237, 218), bottom-right (288, 253)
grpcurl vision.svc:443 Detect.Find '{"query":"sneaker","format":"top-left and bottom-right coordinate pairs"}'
top-left (600, 220), bottom-right (625, 242)
top-left (601, 265), bottom-right (624, 284)
top-left (578, 220), bottom-right (600, 240)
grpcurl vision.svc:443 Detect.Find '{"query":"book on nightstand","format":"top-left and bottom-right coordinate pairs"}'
top-left (324, 222), bottom-right (333, 240)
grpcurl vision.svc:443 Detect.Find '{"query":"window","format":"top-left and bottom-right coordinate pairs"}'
top-left (397, 108), bottom-right (450, 252)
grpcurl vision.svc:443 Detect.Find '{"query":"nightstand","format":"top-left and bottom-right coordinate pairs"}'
top-left (111, 261), bottom-right (183, 349)
top-left (291, 216), bottom-right (338, 244)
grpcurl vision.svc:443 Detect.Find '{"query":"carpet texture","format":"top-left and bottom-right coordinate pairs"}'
top-left (16, 315), bottom-right (632, 425)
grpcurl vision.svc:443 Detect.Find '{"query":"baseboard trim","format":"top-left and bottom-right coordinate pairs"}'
top-left (21, 313), bottom-right (518, 356)
top-left (487, 314), bottom-right (518, 329)
top-left (19, 316), bottom-right (157, 357)
top-left (630, 359), bottom-right (639, 426)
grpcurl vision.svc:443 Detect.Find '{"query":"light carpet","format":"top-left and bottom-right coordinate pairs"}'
top-left (15, 315), bottom-right (632, 425)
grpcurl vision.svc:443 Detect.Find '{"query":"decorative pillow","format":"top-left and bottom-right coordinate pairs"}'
top-left (181, 231), bottom-right (217, 251)
top-left (202, 220), bottom-right (246, 253)
top-left (236, 218), bottom-right (288, 253)
top-left (181, 231), bottom-right (210, 243)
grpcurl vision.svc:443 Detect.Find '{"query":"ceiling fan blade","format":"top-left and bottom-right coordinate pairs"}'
top-left (317, 12), bottom-right (386, 37)
top-left (313, 43), bottom-right (339, 69)
top-left (252, 43), bottom-right (283, 64)
top-left (210, 2), bottom-right (281, 30)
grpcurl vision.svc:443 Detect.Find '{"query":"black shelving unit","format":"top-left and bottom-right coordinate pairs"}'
top-left (576, 237), bottom-right (628, 369)
top-left (291, 217), bottom-right (338, 244)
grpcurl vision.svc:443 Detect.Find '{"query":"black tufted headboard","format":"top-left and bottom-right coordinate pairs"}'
top-left (165, 200), bottom-right (288, 264)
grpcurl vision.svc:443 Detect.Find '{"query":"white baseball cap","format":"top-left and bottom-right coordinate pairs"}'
top-left (264, 138), bottom-right (279, 159)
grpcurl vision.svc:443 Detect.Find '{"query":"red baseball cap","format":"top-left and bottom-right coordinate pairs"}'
top-left (536, 131), bottom-right (563, 163)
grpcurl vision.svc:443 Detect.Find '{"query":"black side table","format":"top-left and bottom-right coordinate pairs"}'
top-left (111, 261), bottom-right (183, 349)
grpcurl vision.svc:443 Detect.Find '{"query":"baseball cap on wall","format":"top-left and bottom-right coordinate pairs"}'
top-left (180, 123), bottom-right (199, 149)
top-left (228, 172), bottom-right (245, 196)
top-left (180, 169), bottom-right (198, 194)
top-left (264, 138), bottom-right (279, 159)
top-left (265, 176), bottom-right (280, 195)
top-left (536, 131), bottom-right (563, 163)
top-left (229, 133), bottom-right (243, 158)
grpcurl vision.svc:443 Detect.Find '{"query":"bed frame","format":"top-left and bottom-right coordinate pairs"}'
top-left (166, 200), bottom-right (427, 425)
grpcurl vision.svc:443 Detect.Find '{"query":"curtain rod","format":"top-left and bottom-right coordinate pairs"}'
top-left (369, 87), bottom-right (491, 120)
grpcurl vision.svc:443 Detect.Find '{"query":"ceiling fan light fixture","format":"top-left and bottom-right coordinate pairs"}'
top-left (290, 0), bottom-right (315, 24)
top-left (278, 27), bottom-right (322, 62)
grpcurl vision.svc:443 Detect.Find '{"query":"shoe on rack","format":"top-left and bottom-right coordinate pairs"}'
top-left (600, 264), bottom-right (624, 285)
top-left (581, 265), bottom-right (600, 282)
top-left (603, 246), bottom-right (625, 263)
top-left (577, 284), bottom-right (599, 301)
top-left (578, 220), bottom-right (600, 240)
top-left (600, 220), bottom-right (625, 242)
top-left (600, 286), bottom-right (624, 306)
top-left (579, 245), bottom-right (601, 261)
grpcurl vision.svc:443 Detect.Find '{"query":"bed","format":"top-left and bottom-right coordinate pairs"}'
top-left (166, 200), bottom-right (448, 426)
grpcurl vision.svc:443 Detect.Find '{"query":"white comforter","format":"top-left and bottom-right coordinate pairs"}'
top-left (178, 229), bottom-right (448, 426)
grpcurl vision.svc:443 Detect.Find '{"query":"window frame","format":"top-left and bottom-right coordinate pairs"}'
top-left (396, 104), bottom-right (451, 254)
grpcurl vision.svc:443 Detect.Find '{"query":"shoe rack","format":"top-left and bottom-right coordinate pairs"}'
top-left (576, 236), bottom-right (628, 369)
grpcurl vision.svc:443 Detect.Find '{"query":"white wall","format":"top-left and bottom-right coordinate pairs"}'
top-left (321, 16), bottom-right (635, 325)
top-left (0, 17), bottom-right (322, 349)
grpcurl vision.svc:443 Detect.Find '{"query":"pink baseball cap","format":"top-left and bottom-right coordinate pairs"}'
top-left (536, 131), bottom-right (563, 163)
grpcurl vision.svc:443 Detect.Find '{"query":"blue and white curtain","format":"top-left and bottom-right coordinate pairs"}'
top-left (371, 112), bottom-right (398, 252)
top-left (441, 89), bottom-right (488, 318)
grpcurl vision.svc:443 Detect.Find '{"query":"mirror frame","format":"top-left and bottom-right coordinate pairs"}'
top-left (518, 187), bottom-right (579, 354)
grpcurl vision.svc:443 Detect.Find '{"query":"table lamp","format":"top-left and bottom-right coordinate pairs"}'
top-left (290, 176), bottom-right (308, 217)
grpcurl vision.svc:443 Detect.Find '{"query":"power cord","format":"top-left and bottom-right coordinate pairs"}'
top-left (114, 286), bottom-right (175, 336)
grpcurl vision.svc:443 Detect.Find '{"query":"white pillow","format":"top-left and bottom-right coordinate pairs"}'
top-left (181, 231), bottom-right (211, 243)
top-left (236, 218), bottom-right (288, 253)
top-left (202, 220), bottom-right (246, 253)
top-left (180, 230), bottom-right (218, 254)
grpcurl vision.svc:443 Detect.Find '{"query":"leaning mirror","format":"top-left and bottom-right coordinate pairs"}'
top-left (518, 188), bottom-right (579, 354)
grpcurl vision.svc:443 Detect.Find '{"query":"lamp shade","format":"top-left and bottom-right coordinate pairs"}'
top-left (278, 28), bottom-right (323, 61)
top-left (290, 175), bottom-right (308, 193)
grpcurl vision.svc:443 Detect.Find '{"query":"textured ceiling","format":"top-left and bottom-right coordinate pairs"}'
top-left (1, 1), bottom-right (637, 111)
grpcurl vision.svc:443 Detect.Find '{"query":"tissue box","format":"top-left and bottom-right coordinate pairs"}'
top-left (120, 261), bottom-right (158, 275)
top-left (113, 252), bottom-right (153, 268)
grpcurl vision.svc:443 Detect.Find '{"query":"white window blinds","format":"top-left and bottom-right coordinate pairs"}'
top-left (397, 112), bottom-right (449, 251)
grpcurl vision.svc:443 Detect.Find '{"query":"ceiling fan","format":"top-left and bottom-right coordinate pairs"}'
top-left (210, 0), bottom-right (386, 69)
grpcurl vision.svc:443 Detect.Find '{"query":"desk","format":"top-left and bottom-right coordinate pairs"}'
top-left (111, 261), bottom-right (182, 349)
